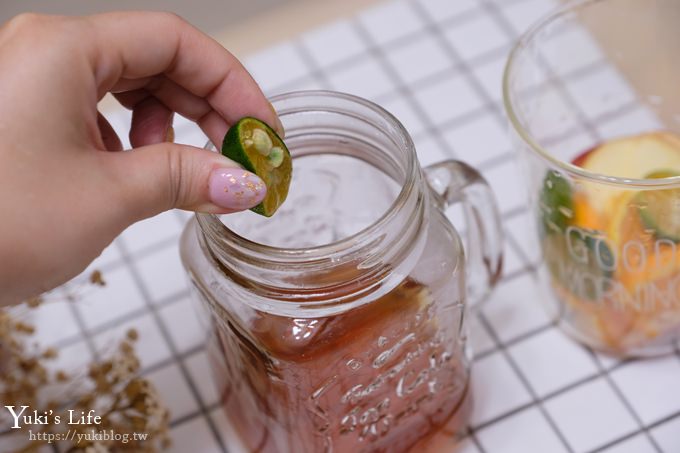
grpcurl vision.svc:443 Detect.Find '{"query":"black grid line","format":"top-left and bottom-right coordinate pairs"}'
top-left (67, 250), bottom-right (127, 285)
top-left (587, 430), bottom-right (652, 453)
top-left (584, 346), bottom-right (664, 453)
top-left (120, 234), bottom-right (185, 262)
top-left (466, 341), bottom-right (670, 447)
top-left (264, 4), bottom-right (489, 95)
top-left (115, 239), bottom-right (228, 453)
top-left (68, 226), bottom-right (186, 288)
top-left (290, 1), bottom-right (514, 177)
top-left (468, 398), bottom-right (537, 434)
top-left (262, 27), bottom-right (620, 173)
top-left (168, 400), bottom-right (222, 430)
top-left (45, 286), bottom-right (190, 357)
top-left (61, 286), bottom-right (101, 362)
top-left (504, 228), bottom-right (535, 271)
top-left (261, 2), bottom-right (614, 109)
top-left (292, 40), bottom-right (333, 90)
top-left (466, 429), bottom-right (488, 453)
top-left (349, 20), bottom-right (458, 160)
top-left (475, 312), bottom-right (575, 452)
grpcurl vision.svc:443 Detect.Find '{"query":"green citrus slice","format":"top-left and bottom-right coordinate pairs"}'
top-left (221, 117), bottom-right (292, 217)
top-left (539, 170), bottom-right (573, 235)
top-left (638, 169), bottom-right (680, 241)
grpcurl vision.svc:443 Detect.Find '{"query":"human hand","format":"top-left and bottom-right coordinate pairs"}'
top-left (0, 12), bottom-right (282, 305)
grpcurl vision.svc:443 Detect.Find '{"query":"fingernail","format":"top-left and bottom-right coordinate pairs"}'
top-left (209, 168), bottom-right (266, 210)
top-left (166, 126), bottom-right (175, 143)
top-left (268, 102), bottom-right (285, 138)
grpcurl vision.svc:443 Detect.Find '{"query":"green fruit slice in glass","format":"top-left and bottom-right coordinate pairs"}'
top-left (221, 117), bottom-right (292, 217)
top-left (539, 170), bottom-right (573, 235)
top-left (639, 169), bottom-right (680, 242)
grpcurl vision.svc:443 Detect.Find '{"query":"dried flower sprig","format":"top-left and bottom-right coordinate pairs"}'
top-left (0, 271), bottom-right (171, 452)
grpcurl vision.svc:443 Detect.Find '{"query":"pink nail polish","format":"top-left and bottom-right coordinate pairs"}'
top-left (209, 168), bottom-right (266, 210)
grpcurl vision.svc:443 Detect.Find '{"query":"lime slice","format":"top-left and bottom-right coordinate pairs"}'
top-left (539, 170), bottom-right (573, 235)
top-left (645, 169), bottom-right (680, 179)
top-left (638, 169), bottom-right (680, 241)
top-left (221, 117), bottom-right (292, 217)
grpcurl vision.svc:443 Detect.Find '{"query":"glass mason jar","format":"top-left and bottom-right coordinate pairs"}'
top-left (180, 91), bottom-right (503, 452)
top-left (504, 0), bottom-right (680, 356)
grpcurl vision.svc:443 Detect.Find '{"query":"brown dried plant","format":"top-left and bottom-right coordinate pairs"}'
top-left (0, 272), bottom-right (171, 452)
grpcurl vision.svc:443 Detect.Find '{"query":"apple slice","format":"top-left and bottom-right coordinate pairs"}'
top-left (579, 132), bottom-right (680, 213)
top-left (581, 132), bottom-right (680, 179)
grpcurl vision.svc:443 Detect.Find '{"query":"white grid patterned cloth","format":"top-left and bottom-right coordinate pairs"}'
top-left (24, 0), bottom-right (680, 452)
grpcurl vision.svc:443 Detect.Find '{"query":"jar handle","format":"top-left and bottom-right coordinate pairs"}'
top-left (423, 160), bottom-right (504, 306)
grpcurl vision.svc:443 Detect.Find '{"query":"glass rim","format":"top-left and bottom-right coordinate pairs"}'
top-left (502, 0), bottom-right (680, 188)
top-left (196, 90), bottom-right (420, 263)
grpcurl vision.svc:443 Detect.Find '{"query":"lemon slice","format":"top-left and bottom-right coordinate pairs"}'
top-left (221, 117), bottom-right (292, 217)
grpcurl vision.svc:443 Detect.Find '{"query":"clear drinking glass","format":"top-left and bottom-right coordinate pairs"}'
top-left (504, 0), bottom-right (680, 356)
top-left (180, 91), bottom-right (503, 452)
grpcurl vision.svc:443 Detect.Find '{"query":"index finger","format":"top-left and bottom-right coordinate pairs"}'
top-left (86, 11), bottom-right (282, 134)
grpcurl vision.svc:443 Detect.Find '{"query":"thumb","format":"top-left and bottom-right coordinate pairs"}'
top-left (105, 142), bottom-right (267, 222)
